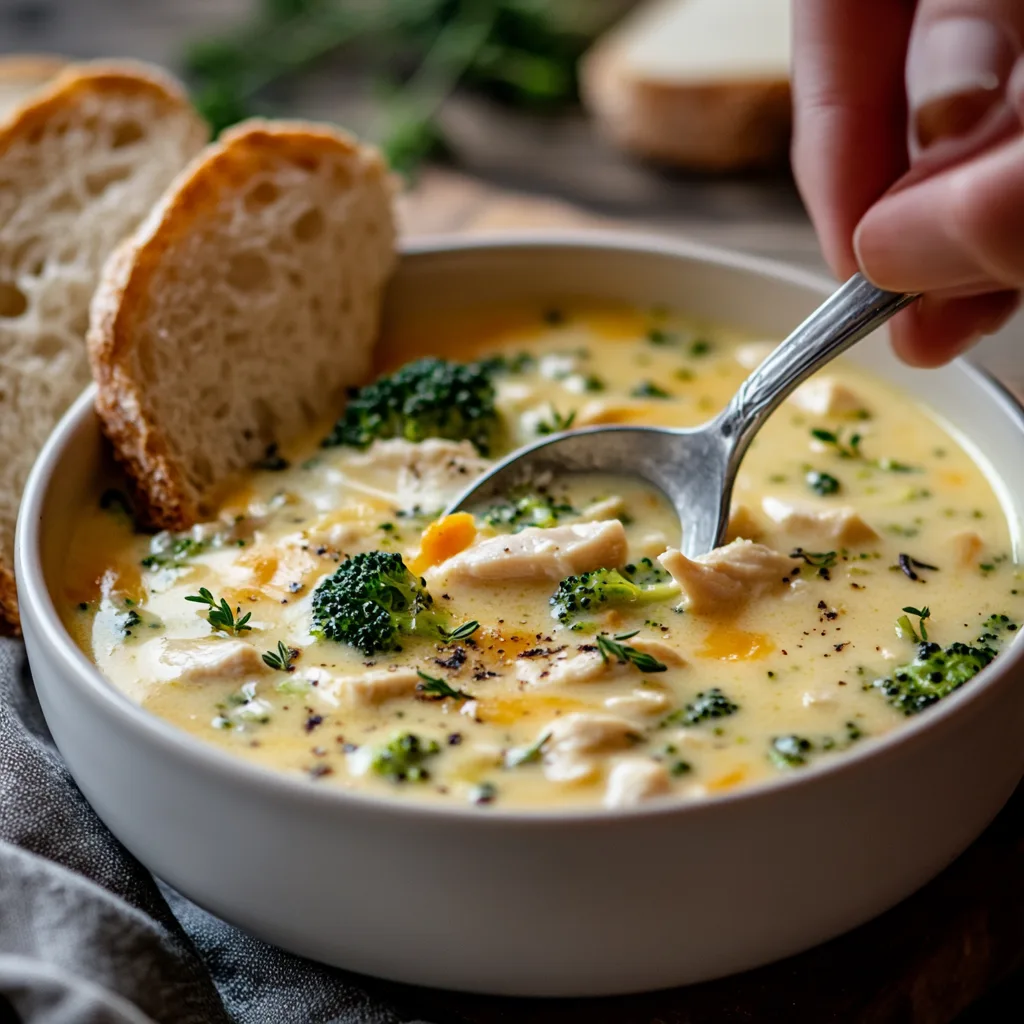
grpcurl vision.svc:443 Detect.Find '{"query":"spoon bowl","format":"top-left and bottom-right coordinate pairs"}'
top-left (447, 273), bottom-right (917, 557)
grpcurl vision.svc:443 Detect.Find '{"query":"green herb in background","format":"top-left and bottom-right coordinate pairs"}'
top-left (183, 0), bottom-right (628, 174)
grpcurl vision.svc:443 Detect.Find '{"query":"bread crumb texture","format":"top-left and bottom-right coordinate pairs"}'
top-left (89, 119), bottom-right (397, 531)
top-left (0, 61), bottom-right (206, 627)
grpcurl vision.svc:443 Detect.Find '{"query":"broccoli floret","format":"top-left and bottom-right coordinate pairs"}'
top-left (550, 565), bottom-right (678, 624)
top-left (664, 687), bottom-right (740, 727)
top-left (769, 735), bottom-right (814, 768)
top-left (870, 640), bottom-right (996, 715)
top-left (481, 487), bottom-right (576, 533)
top-left (310, 551), bottom-right (476, 655)
top-left (371, 732), bottom-right (440, 782)
top-left (621, 558), bottom-right (671, 587)
top-left (322, 357), bottom-right (500, 454)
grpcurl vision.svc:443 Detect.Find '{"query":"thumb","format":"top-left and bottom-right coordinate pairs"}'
top-left (906, 0), bottom-right (1023, 157)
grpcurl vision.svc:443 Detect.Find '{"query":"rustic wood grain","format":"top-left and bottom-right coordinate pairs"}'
top-left (3, 3), bottom-right (1024, 1021)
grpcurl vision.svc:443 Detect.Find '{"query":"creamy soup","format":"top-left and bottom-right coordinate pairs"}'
top-left (62, 304), bottom-right (1024, 810)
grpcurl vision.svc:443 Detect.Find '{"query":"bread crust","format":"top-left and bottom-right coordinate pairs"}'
top-left (581, 36), bottom-right (791, 171)
top-left (0, 62), bottom-right (206, 630)
top-left (0, 53), bottom-right (67, 84)
top-left (88, 119), bottom-right (394, 532)
top-left (0, 60), bottom-right (204, 161)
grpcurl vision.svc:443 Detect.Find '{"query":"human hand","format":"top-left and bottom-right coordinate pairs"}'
top-left (792, 0), bottom-right (1024, 367)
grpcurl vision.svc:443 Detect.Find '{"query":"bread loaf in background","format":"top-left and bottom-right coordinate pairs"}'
top-left (0, 62), bottom-right (207, 629)
top-left (0, 54), bottom-right (67, 122)
top-left (581, 0), bottom-right (792, 171)
top-left (88, 120), bottom-right (396, 532)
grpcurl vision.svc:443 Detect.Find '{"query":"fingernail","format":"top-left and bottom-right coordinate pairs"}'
top-left (908, 18), bottom-right (1017, 152)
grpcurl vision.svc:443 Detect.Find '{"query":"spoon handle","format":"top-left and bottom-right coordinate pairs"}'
top-left (716, 273), bottom-right (917, 460)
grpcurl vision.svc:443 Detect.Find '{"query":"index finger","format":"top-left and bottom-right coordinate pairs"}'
top-left (791, 0), bottom-right (916, 278)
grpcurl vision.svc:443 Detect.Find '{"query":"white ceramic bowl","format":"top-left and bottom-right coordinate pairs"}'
top-left (17, 235), bottom-right (1024, 997)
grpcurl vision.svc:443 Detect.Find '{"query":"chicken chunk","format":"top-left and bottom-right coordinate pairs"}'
top-left (950, 530), bottom-right (984, 568)
top-left (516, 650), bottom-right (609, 688)
top-left (790, 377), bottom-right (867, 417)
top-left (761, 497), bottom-right (878, 545)
top-left (725, 504), bottom-right (762, 542)
top-left (577, 495), bottom-right (627, 523)
top-left (541, 712), bottom-right (641, 782)
top-left (638, 531), bottom-right (670, 559)
top-left (145, 638), bottom-right (266, 685)
top-left (627, 636), bottom-right (686, 667)
top-left (345, 438), bottom-right (492, 513)
top-left (604, 758), bottom-right (672, 808)
top-left (335, 666), bottom-right (420, 707)
top-left (434, 520), bottom-right (628, 585)
top-left (604, 688), bottom-right (673, 717)
top-left (659, 539), bottom-right (796, 615)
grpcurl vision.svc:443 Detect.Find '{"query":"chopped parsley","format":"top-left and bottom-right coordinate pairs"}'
top-left (811, 427), bottom-right (862, 459)
top-left (631, 380), bottom-right (671, 399)
top-left (806, 470), bottom-right (840, 496)
top-left (536, 407), bottom-right (577, 435)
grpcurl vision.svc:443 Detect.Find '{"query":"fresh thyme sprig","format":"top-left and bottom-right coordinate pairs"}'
top-left (811, 427), bottom-right (863, 459)
top-left (186, 587), bottom-right (253, 634)
top-left (505, 731), bottom-right (551, 768)
top-left (416, 670), bottom-right (472, 700)
top-left (896, 605), bottom-right (931, 643)
top-left (262, 640), bottom-right (296, 671)
top-left (596, 630), bottom-right (667, 673)
top-left (789, 548), bottom-right (838, 569)
top-left (440, 620), bottom-right (480, 643)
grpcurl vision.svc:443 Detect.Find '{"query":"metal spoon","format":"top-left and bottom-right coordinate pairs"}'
top-left (444, 273), bottom-right (917, 559)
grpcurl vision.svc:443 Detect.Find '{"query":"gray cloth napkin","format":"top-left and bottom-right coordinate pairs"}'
top-left (0, 637), bottom-right (436, 1024)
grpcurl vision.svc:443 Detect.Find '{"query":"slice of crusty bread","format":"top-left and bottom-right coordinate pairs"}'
top-left (0, 54), bottom-right (67, 122)
top-left (581, 0), bottom-right (792, 171)
top-left (88, 119), bottom-right (397, 532)
top-left (0, 62), bottom-right (207, 628)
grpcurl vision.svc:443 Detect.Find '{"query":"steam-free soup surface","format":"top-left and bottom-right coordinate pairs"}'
top-left (62, 304), bottom-right (1023, 810)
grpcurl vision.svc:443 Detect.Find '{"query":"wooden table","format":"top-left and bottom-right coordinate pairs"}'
top-left (3, 2), bottom-right (1024, 1021)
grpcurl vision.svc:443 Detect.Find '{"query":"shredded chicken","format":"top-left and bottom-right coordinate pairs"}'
top-left (725, 504), bottom-right (762, 542)
top-left (659, 539), bottom-right (796, 614)
top-left (604, 688), bottom-right (673, 717)
top-left (541, 712), bottom-right (640, 782)
top-left (344, 438), bottom-right (491, 513)
top-left (335, 666), bottom-right (420, 707)
top-left (638, 531), bottom-right (670, 559)
top-left (627, 636), bottom-right (686, 667)
top-left (790, 377), bottom-right (867, 417)
top-left (434, 520), bottom-right (627, 584)
top-left (145, 638), bottom-right (266, 684)
top-left (604, 758), bottom-right (672, 808)
top-left (761, 497), bottom-right (878, 545)
top-left (577, 495), bottom-right (627, 523)
top-left (950, 530), bottom-right (984, 568)
top-left (517, 650), bottom-right (609, 688)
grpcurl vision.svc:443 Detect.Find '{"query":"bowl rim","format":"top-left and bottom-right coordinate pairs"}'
top-left (17, 229), bottom-right (1024, 826)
